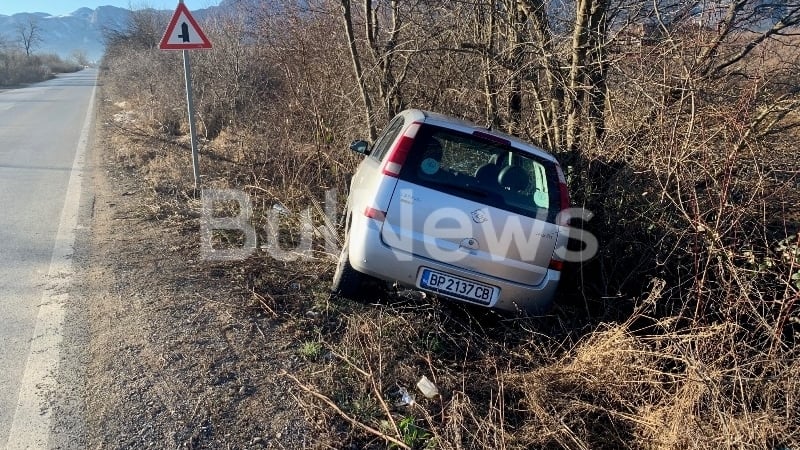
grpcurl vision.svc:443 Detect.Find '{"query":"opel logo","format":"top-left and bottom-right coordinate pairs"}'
top-left (471, 209), bottom-right (488, 223)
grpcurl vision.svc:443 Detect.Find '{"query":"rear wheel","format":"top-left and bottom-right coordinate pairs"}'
top-left (331, 233), bottom-right (364, 298)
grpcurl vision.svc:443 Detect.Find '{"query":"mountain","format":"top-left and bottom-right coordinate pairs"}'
top-left (0, 3), bottom-right (228, 63)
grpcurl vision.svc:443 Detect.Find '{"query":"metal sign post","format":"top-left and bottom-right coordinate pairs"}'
top-left (182, 49), bottom-right (201, 191)
top-left (158, 0), bottom-right (212, 192)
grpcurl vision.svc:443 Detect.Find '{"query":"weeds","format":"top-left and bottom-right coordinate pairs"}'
top-left (98, 3), bottom-right (800, 448)
top-left (395, 416), bottom-right (433, 449)
top-left (298, 341), bottom-right (323, 360)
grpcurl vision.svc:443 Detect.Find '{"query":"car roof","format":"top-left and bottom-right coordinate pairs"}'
top-left (399, 109), bottom-right (558, 163)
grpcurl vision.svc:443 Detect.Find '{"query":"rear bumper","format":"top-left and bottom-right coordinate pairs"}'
top-left (348, 216), bottom-right (560, 314)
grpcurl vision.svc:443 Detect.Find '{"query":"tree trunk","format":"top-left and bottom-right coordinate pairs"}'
top-left (586, 0), bottom-right (608, 147)
top-left (340, 0), bottom-right (377, 140)
top-left (365, 0), bottom-right (404, 119)
top-left (506, 2), bottom-right (523, 134)
top-left (479, 3), bottom-right (499, 128)
top-left (565, 0), bottom-right (607, 154)
top-left (519, 0), bottom-right (566, 151)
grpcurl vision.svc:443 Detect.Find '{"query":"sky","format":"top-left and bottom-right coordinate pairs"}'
top-left (0, 0), bottom-right (221, 17)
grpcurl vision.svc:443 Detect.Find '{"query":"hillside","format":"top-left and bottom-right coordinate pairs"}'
top-left (0, 2), bottom-right (228, 62)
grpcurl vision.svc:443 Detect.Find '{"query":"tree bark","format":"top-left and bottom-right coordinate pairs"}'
top-left (519, 0), bottom-right (566, 151)
top-left (341, 0), bottom-right (377, 140)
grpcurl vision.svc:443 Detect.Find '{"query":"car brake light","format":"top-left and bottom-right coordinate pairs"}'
top-left (472, 130), bottom-right (511, 146)
top-left (551, 165), bottom-right (570, 271)
top-left (556, 166), bottom-right (570, 226)
top-left (364, 207), bottom-right (386, 222)
top-left (382, 122), bottom-right (422, 177)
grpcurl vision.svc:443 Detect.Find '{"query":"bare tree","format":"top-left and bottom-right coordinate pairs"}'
top-left (564, 0), bottom-right (609, 151)
top-left (70, 49), bottom-right (90, 66)
top-left (340, 0), bottom-right (378, 140)
top-left (339, 0), bottom-right (421, 140)
top-left (16, 18), bottom-right (43, 57)
top-left (102, 8), bottom-right (167, 51)
top-left (364, 0), bottom-right (410, 118)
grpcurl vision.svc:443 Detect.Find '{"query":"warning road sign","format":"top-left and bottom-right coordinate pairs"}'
top-left (159, 2), bottom-right (211, 191)
top-left (159, 2), bottom-right (212, 50)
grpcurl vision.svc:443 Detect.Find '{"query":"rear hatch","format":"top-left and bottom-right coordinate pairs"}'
top-left (379, 123), bottom-right (566, 286)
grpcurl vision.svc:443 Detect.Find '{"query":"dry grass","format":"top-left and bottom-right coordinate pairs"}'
top-left (100, 98), bottom-right (800, 450)
top-left (97, 17), bottom-right (800, 449)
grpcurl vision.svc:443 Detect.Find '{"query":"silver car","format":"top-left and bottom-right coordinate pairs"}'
top-left (332, 109), bottom-right (571, 313)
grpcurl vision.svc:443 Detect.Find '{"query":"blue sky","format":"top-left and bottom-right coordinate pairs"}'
top-left (0, 1), bottom-right (220, 16)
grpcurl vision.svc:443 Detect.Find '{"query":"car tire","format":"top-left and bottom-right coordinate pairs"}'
top-left (331, 233), bottom-right (364, 299)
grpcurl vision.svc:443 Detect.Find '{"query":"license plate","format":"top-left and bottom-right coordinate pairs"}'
top-left (417, 268), bottom-right (498, 305)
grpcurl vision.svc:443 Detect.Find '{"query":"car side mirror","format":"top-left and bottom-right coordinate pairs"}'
top-left (349, 140), bottom-right (370, 155)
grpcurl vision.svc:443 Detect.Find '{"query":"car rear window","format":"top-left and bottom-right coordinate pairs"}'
top-left (398, 124), bottom-right (562, 223)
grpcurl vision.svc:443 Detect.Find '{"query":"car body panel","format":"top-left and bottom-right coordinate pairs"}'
top-left (380, 180), bottom-right (555, 287)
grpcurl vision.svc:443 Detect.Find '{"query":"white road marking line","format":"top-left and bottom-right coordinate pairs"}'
top-left (5, 79), bottom-right (96, 450)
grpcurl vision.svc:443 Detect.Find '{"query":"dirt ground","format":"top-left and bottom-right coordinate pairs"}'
top-left (78, 92), bottom-right (327, 449)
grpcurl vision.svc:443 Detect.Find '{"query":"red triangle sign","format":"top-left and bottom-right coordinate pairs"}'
top-left (159, 3), bottom-right (212, 50)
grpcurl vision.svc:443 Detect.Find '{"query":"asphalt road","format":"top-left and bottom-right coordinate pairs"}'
top-left (0, 69), bottom-right (97, 449)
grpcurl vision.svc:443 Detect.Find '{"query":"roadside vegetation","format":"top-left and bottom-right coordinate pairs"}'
top-left (0, 19), bottom-right (85, 86)
top-left (101, 0), bottom-right (799, 448)
top-left (0, 50), bottom-right (84, 86)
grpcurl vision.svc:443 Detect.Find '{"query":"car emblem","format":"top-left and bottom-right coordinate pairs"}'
top-left (471, 209), bottom-right (488, 223)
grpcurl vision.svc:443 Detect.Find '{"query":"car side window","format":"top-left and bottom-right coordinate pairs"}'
top-left (519, 158), bottom-right (550, 209)
top-left (370, 116), bottom-right (405, 161)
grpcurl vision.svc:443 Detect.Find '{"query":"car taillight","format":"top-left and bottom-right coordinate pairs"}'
top-left (364, 207), bottom-right (386, 222)
top-left (382, 122), bottom-right (422, 177)
top-left (549, 165), bottom-right (570, 272)
top-left (556, 166), bottom-right (570, 226)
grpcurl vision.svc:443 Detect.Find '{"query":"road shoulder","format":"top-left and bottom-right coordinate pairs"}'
top-left (77, 81), bottom-right (315, 449)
